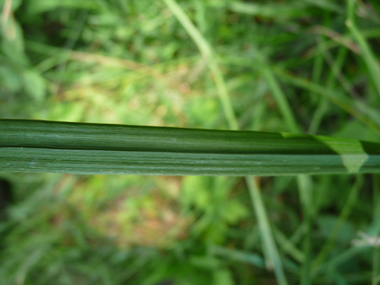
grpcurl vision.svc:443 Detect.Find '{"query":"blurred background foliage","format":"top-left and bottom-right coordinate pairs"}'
top-left (0, 0), bottom-right (380, 284)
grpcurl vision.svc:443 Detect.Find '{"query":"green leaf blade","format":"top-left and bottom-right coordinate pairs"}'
top-left (1, 120), bottom-right (379, 176)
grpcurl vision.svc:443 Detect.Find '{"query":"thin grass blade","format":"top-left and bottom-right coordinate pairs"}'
top-left (161, 1), bottom-right (287, 283)
top-left (346, 0), bottom-right (380, 98)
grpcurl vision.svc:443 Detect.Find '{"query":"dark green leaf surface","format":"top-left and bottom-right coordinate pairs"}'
top-left (1, 120), bottom-right (379, 176)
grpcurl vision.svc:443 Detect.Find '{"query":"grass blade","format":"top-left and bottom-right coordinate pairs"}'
top-left (312, 175), bottom-right (363, 269)
top-left (162, 1), bottom-right (287, 283)
top-left (272, 225), bottom-right (305, 264)
top-left (346, 0), bottom-right (380, 98)
top-left (228, 1), bottom-right (311, 20)
top-left (1, 119), bottom-right (380, 176)
top-left (250, 48), bottom-right (312, 284)
top-left (163, 0), bottom-right (238, 130)
top-left (274, 68), bottom-right (380, 133)
top-left (246, 177), bottom-right (288, 285)
top-left (254, 51), bottom-right (300, 133)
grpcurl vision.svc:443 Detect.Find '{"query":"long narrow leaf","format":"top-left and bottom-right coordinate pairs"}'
top-left (1, 120), bottom-right (379, 176)
top-left (346, 0), bottom-right (380, 98)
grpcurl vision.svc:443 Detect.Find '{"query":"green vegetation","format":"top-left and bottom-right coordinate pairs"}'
top-left (1, 0), bottom-right (380, 284)
top-left (2, 119), bottom-right (380, 176)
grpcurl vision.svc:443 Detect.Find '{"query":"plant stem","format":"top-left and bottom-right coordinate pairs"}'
top-left (246, 177), bottom-right (288, 285)
top-left (161, 1), bottom-right (288, 283)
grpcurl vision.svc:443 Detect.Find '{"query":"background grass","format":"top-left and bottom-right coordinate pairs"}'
top-left (1, 0), bottom-right (380, 284)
